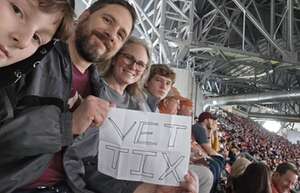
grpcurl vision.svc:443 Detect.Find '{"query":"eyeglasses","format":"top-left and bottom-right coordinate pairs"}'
top-left (118, 52), bottom-right (148, 71)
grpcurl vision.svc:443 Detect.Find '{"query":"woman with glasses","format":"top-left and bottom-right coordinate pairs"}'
top-left (97, 36), bottom-right (151, 109)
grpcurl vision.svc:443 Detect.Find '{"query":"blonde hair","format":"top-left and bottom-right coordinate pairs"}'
top-left (231, 157), bottom-right (251, 177)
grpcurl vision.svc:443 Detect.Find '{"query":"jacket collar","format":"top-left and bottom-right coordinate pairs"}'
top-left (0, 40), bottom-right (57, 89)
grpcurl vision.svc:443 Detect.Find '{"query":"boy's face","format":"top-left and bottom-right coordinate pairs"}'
top-left (74, 4), bottom-right (133, 63)
top-left (0, 0), bottom-right (64, 67)
top-left (146, 74), bottom-right (173, 100)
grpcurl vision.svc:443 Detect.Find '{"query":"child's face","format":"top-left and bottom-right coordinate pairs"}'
top-left (0, 0), bottom-right (64, 67)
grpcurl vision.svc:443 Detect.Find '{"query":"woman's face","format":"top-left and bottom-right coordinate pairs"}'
top-left (0, 0), bottom-right (63, 67)
top-left (112, 42), bottom-right (148, 86)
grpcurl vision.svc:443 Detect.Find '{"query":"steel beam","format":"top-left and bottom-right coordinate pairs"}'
top-left (207, 0), bottom-right (256, 51)
top-left (232, 0), bottom-right (288, 56)
top-left (288, 0), bottom-right (295, 52)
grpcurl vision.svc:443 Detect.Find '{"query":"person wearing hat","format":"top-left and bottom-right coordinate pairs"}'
top-left (192, 112), bottom-right (220, 156)
top-left (192, 112), bottom-right (225, 193)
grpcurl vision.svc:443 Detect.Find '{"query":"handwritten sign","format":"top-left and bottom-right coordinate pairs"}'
top-left (98, 108), bottom-right (191, 186)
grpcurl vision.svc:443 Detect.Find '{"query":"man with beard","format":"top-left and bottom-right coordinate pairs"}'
top-left (192, 112), bottom-right (225, 193)
top-left (0, 0), bottom-right (137, 193)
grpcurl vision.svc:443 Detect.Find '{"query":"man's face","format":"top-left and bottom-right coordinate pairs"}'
top-left (273, 171), bottom-right (298, 193)
top-left (0, 0), bottom-right (63, 67)
top-left (75, 4), bottom-right (133, 63)
top-left (146, 74), bottom-right (173, 100)
top-left (207, 118), bottom-right (217, 130)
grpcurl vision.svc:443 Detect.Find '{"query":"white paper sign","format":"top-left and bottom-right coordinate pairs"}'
top-left (98, 108), bottom-right (191, 186)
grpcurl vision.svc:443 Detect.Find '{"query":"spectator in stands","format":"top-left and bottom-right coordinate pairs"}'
top-left (0, 0), bottom-right (137, 192)
top-left (219, 110), bottom-right (300, 173)
top-left (230, 157), bottom-right (251, 178)
top-left (271, 162), bottom-right (299, 193)
top-left (217, 110), bottom-right (300, 192)
top-left (228, 144), bottom-right (240, 165)
top-left (193, 112), bottom-right (221, 156)
top-left (225, 157), bottom-right (252, 193)
top-left (192, 112), bottom-right (226, 192)
top-left (231, 162), bottom-right (272, 193)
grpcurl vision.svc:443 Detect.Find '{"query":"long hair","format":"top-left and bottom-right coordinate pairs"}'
top-left (101, 36), bottom-right (152, 98)
top-left (233, 162), bottom-right (272, 193)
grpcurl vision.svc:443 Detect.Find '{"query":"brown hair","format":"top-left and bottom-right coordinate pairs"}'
top-left (38, 0), bottom-right (75, 40)
top-left (147, 64), bottom-right (176, 84)
top-left (275, 162), bottom-right (299, 176)
top-left (233, 162), bottom-right (271, 193)
top-left (159, 96), bottom-right (180, 114)
top-left (88, 0), bottom-right (137, 34)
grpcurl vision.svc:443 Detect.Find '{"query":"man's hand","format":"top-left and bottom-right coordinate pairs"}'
top-left (72, 95), bottom-right (110, 135)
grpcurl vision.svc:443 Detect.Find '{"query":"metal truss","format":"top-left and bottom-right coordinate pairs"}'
top-left (130, 0), bottom-right (194, 66)
top-left (193, 0), bottom-right (299, 59)
top-left (235, 104), bottom-right (297, 135)
top-left (277, 122), bottom-right (295, 136)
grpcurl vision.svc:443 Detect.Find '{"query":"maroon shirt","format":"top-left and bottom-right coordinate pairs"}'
top-left (25, 64), bottom-right (91, 188)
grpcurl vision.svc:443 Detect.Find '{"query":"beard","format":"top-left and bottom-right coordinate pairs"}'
top-left (75, 20), bottom-right (109, 63)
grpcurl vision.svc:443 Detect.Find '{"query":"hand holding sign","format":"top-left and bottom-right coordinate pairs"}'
top-left (98, 108), bottom-right (191, 186)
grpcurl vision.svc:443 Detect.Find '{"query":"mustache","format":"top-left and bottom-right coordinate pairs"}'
top-left (91, 30), bottom-right (112, 50)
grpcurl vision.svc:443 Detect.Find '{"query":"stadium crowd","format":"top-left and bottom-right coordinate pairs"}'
top-left (217, 111), bottom-right (300, 171)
